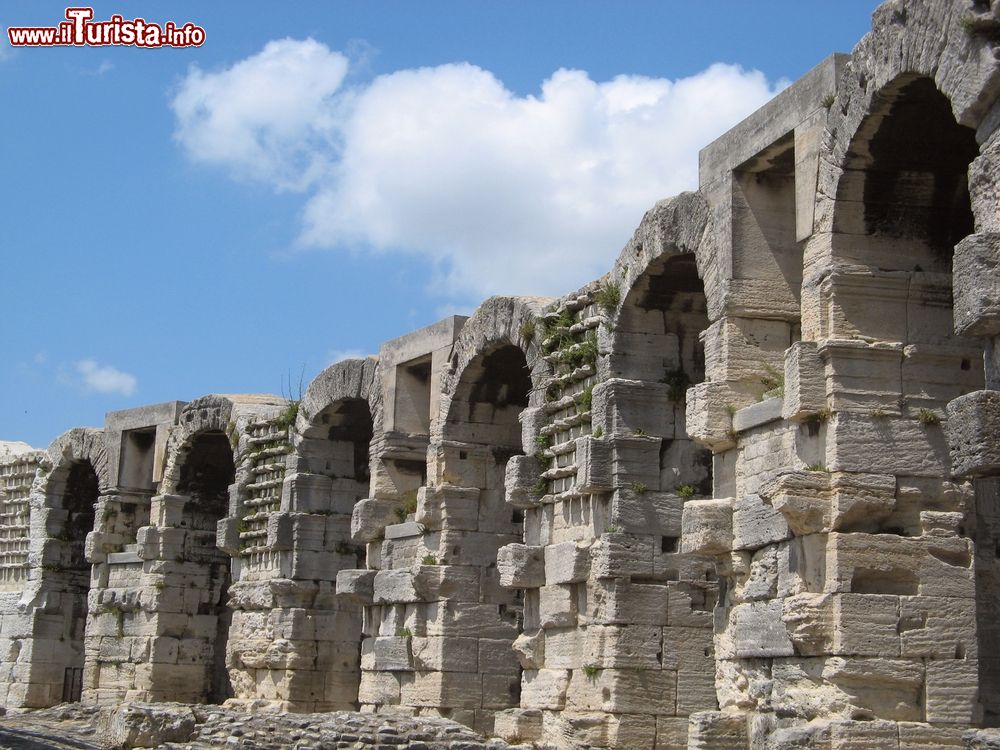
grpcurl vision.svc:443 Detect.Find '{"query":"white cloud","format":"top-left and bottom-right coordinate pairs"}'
top-left (75, 359), bottom-right (137, 396)
top-left (172, 40), bottom-right (785, 298)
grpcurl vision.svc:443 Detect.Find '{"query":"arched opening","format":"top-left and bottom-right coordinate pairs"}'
top-left (828, 74), bottom-right (991, 721)
top-left (299, 397), bottom-right (373, 493)
top-left (48, 459), bottom-right (99, 704)
top-left (612, 253), bottom-right (713, 495)
top-left (173, 430), bottom-right (235, 704)
top-left (435, 342), bottom-right (531, 714)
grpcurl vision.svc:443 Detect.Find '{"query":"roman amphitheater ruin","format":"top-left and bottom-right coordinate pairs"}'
top-left (6, 0), bottom-right (1000, 747)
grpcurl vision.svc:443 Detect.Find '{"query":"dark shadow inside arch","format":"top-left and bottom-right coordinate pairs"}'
top-left (49, 459), bottom-right (98, 704)
top-left (613, 253), bottom-right (713, 496)
top-left (176, 430), bottom-right (235, 704)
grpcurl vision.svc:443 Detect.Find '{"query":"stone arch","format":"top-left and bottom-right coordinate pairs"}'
top-left (437, 296), bottom-right (551, 430)
top-left (159, 396), bottom-right (237, 498)
top-left (16, 428), bottom-right (109, 707)
top-left (295, 356), bottom-right (382, 489)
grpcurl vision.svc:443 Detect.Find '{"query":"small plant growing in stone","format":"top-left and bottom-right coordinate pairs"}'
top-left (533, 479), bottom-right (549, 498)
top-left (677, 484), bottom-right (696, 498)
top-left (821, 94), bottom-right (835, 110)
top-left (630, 482), bottom-right (647, 495)
top-left (593, 283), bottom-right (621, 314)
top-left (870, 408), bottom-right (888, 418)
top-left (519, 320), bottom-right (536, 344)
top-left (574, 385), bottom-right (594, 414)
top-left (662, 367), bottom-right (691, 403)
top-left (273, 401), bottom-right (300, 430)
top-left (605, 523), bottom-right (621, 534)
top-left (422, 554), bottom-right (438, 565)
top-left (917, 408), bottom-right (940, 426)
top-left (592, 426), bottom-right (603, 438)
top-left (807, 408), bottom-right (832, 425)
top-left (634, 428), bottom-right (646, 437)
top-left (583, 664), bottom-right (600, 679)
top-left (806, 463), bottom-right (830, 473)
top-left (395, 489), bottom-right (419, 521)
top-left (759, 364), bottom-right (784, 397)
top-left (396, 627), bottom-right (413, 638)
top-left (535, 434), bottom-right (551, 451)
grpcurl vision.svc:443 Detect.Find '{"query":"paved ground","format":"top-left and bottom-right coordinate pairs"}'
top-left (0, 704), bottom-right (524, 750)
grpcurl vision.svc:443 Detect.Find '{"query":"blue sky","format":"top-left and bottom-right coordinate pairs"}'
top-left (1, 1), bottom-right (880, 448)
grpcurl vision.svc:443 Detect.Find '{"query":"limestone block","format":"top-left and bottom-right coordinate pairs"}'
top-left (416, 485), bottom-right (480, 531)
top-left (947, 390), bottom-right (1000, 477)
top-left (898, 595), bottom-right (977, 659)
top-left (399, 670), bottom-right (483, 708)
top-left (824, 533), bottom-right (974, 599)
top-left (732, 493), bottom-right (790, 550)
top-left (372, 570), bottom-right (420, 604)
top-left (482, 672), bottom-right (520, 709)
top-left (728, 600), bottom-right (794, 658)
top-left (954, 232), bottom-right (1000, 336)
top-left (411, 564), bottom-right (480, 602)
top-left (216, 517), bottom-right (240, 556)
top-left (584, 579), bottom-right (669, 626)
top-left (677, 668), bottom-right (719, 716)
top-left (681, 498), bottom-right (733, 555)
top-left (686, 381), bottom-right (739, 451)
top-left (823, 657), bottom-right (924, 722)
top-left (566, 667), bottom-right (676, 714)
top-left (361, 636), bottom-right (413, 672)
top-left (575, 435), bottom-right (613, 493)
top-left (544, 541), bottom-right (590, 584)
top-left (505, 454), bottom-right (543, 509)
top-left (665, 581), bottom-right (715, 628)
top-left (764, 471), bottom-right (897, 536)
top-left (545, 710), bottom-right (657, 749)
top-left (661, 626), bottom-right (714, 672)
top-left (611, 435), bottom-right (663, 489)
top-left (896, 722), bottom-right (964, 749)
top-left (408, 636), bottom-right (477, 673)
top-left (828, 411), bottom-right (948, 477)
top-left (520, 669), bottom-right (570, 710)
top-left (358, 670), bottom-right (401, 705)
top-left (656, 716), bottom-right (691, 750)
top-left (423, 601), bottom-right (518, 639)
top-left (590, 533), bottom-right (655, 579)
top-left (281, 472), bottom-right (333, 514)
top-left (702, 317), bottom-right (791, 389)
top-left (538, 584), bottom-right (578, 628)
top-left (149, 495), bottom-right (187, 528)
top-left (497, 543), bottom-right (545, 589)
top-left (583, 625), bottom-right (662, 669)
top-left (784, 341), bottom-right (826, 421)
top-left (266, 513), bottom-right (295, 551)
top-left (494, 708), bottom-right (544, 743)
top-left (596, 379), bottom-right (675, 437)
top-left (610, 489), bottom-right (683, 537)
top-left (544, 628), bottom-right (584, 669)
top-left (351, 498), bottom-right (399, 543)
top-left (478, 638), bottom-right (519, 675)
top-left (512, 629), bottom-right (545, 670)
top-left (925, 659), bottom-right (981, 724)
top-left (829, 719), bottom-right (899, 749)
top-left (335, 569), bottom-right (376, 605)
top-left (820, 340), bottom-right (903, 412)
